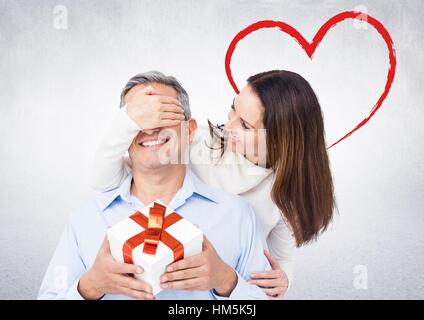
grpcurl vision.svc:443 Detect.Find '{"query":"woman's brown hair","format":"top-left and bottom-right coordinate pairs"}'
top-left (209, 70), bottom-right (335, 247)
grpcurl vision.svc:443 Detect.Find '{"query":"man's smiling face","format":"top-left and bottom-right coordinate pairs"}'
top-left (126, 82), bottom-right (194, 171)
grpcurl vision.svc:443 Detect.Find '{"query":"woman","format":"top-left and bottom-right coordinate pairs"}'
top-left (91, 70), bottom-right (335, 299)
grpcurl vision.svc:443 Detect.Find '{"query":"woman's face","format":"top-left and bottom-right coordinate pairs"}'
top-left (224, 85), bottom-right (267, 165)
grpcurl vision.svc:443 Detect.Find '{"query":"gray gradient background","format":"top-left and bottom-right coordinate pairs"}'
top-left (1, 0), bottom-right (423, 299)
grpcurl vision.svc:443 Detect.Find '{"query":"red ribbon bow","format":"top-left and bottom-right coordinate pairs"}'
top-left (122, 202), bottom-right (185, 264)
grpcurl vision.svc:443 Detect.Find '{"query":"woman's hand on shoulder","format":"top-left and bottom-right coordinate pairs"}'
top-left (248, 250), bottom-right (289, 300)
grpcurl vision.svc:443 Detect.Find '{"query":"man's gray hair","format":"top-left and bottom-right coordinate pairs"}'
top-left (120, 71), bottom-right (191, 120)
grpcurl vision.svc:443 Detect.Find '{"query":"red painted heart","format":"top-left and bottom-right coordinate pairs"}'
top-left (225, 11), bottom-right (396, 148)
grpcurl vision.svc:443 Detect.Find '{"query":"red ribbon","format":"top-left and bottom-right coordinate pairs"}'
top-left (122, 202), bottom-right (185, 264)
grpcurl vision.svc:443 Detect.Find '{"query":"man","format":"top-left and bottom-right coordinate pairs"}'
top-left (38, 71), bottom-right (270, 299)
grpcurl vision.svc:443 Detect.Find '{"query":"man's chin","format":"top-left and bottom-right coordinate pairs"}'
top-left (136, 157), bottom-right (173, 170)
top-left (140, 162), bottom-right (166, 170)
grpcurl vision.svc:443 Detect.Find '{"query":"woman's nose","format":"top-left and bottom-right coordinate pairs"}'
top-left (225, 110), bottom-right (237, 129)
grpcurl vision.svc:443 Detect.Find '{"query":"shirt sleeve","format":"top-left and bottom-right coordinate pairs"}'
top-left (266, 217), bottom-right (296, 290)
top-left (212, 203), bottom-right (271, 300)
top-left (37, 221), bottom-right (87, 300)
top-left (89, 105), bottom-right (140, 192)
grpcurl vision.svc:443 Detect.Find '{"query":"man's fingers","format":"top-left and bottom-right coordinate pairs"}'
top-left (100, 237), bottom-right (111, 255)
top-left (111, 261), bottom-right (143, 275)
top-left (116, 274), bottom-right (153, 294)
top-left (166, 254), bottom-right (204, 272)
top-left (160, 277), bottom-right (202, 291)
top-left (161, 266), bottom-right (205, 283)
top-left (263, 250), bottom-right (279, 270)
top-left (202, 235), bottom-right (212, 250)
top-left (119, 286), bottom-right (154, 300)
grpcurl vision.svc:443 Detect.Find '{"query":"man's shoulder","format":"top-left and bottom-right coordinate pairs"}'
top-left (210, 185), bottom-right (252, 208)
top-left (68, 191), bottom-right (118, 224)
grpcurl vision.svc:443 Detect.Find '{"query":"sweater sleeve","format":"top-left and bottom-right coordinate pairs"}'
top-left (89, 106), bottom-right (139, 192)
top-left (266, 217), bottom-right (296, 290)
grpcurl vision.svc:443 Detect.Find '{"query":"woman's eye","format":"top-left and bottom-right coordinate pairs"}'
top-left (240, 120), bottom-right (250, 130)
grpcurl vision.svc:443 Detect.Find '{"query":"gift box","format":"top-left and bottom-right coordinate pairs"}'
top-left (107, 200), bottom-right (203, 295)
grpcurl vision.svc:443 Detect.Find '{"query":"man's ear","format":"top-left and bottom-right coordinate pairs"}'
top-left (187, 118), bottom-right (197, 144)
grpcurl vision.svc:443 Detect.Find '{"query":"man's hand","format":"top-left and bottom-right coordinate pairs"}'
top-left (159, 236), bottom-right (237, 297)
top-left (126, 86), bottom-right (185, 130)
top-left (78, 237), bottom-right (154, 300)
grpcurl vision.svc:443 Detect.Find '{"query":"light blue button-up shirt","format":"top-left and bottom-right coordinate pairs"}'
top-left (38, 169), bottom-right (271, 300)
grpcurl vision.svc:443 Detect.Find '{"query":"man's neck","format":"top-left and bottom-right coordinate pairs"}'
top-left (131, 165), bottom-right (186, 206)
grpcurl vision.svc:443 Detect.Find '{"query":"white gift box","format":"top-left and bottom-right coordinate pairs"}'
top-left (107, 200), bottom-right (203, 295)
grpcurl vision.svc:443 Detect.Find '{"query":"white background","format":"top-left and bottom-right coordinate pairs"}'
top-left (0, 0), bottom-right (423, 299)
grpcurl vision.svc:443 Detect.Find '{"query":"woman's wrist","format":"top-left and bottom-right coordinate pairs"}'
top-left (122, 103), bottom-right (144, 131)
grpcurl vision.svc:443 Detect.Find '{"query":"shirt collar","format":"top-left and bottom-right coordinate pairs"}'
top-left (97, 168), bottom-right (219, 212)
